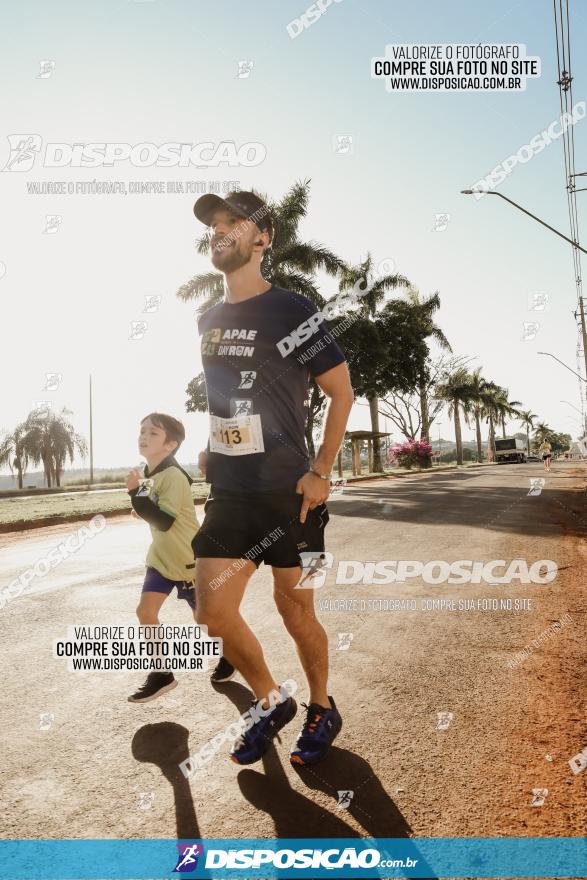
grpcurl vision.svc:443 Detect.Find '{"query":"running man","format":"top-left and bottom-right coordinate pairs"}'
top-left (192, 190), bottom-right (354, 765)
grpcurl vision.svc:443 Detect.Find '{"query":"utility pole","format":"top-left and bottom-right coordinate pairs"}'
top-left (576, 298), bottom-right (587, 436)
top-left (89, 375), bottom-right (94, 485)
top-left (577, 296), bottom-right (587, 391)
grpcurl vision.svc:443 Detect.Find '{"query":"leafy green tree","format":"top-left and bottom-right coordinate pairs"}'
top-left (333, 302), bottom-right (429, 469)
top-left (531, 423), bottom-right (570, 454)
top-left (548, 431), bottom-right (572, 454)
top-left (334, 255), bottom-right (412, 470)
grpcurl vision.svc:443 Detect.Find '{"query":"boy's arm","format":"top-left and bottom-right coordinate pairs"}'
top-left (128, 489), bottom-right (175, 531)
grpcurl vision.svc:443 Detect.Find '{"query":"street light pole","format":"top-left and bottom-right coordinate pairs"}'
top-left (538, 351), bottom-right (587, 382)
top-left (461, 190), bottom-right (587, 255)
top-left (561, 399), bottom-right (584, 414)
top-left (461, 189), bottom-right (587, 384)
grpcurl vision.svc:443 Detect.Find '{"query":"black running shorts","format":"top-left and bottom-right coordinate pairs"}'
top-left (192, 488), bottom-right (330, 569)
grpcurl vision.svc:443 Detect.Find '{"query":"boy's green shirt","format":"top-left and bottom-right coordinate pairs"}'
top-left (136, 456), bottom-right (199, 581)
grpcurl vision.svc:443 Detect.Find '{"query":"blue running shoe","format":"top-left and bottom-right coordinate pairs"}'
top-left (230, 694), bottom-right (297, 765)
top-left (290, 697), bottom-right (342, 765)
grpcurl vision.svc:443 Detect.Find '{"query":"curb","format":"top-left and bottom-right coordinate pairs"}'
top-left (343, 462), bottom-right (489, 484)
top-left (1, 464), bottom-right (490, 535)
top-left (0, 497), bottom-right (207, 536)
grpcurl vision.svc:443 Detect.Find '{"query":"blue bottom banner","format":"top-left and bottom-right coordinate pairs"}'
top-left (0, 837), bottom-right (586, 878)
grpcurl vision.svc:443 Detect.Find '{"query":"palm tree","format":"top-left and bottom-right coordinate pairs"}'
top-left (435, 368), bottom-right (474, 465)
top-left (336, 254), bottom-right (412, 471)
top-left (533, 421), bottom-right (554, 449)
top-left (479, 381), bottom-right (504, 462)
top-left (49, 412), bottom-right (88, 486)
top-left (20, 412), bottom-right (51, 487)
top-left (464, 368), bottom-right (492, 463)
top-left (22, 408), bottom-right (87, 487)
top-left (0, 422), bottom-right (29, 489)
top-left (337, 254), bottom-right (411, 319)
top-left (493, 389), bottom-right (523, 438)
top-left (177, 179), bottom-right (345, 315)
top-left (518, 409), bottom-right (538, 454)
top-left (405, 289), bottom-right (452, 466)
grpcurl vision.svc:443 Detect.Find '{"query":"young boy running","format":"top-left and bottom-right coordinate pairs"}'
top-left (126, 412), bottom-right (234, 702)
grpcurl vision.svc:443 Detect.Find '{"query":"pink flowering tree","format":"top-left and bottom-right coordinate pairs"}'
top-left (387, 438), bottom-right (433, 470)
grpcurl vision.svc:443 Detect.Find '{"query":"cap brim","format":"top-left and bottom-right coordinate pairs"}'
top-left (193, 194), bottom-right (248, 225)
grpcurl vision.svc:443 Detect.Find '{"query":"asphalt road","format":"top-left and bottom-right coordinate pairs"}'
top-left (1, 461), bottom-right (586, 850)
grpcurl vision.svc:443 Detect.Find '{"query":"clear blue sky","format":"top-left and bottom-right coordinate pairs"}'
top-left (1, 0), bottom-right (586, 469)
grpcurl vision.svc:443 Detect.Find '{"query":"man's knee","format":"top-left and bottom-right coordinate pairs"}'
top-left (195, 605), bottom-right (230, 636)
top-left (276, 597), bottom-right (315, 635)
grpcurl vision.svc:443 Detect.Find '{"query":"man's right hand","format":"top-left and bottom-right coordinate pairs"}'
top-left (197, 450), bottom-right (208, 476)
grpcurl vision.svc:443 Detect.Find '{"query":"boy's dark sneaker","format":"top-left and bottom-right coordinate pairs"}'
top-left (289, 697), bottom-right (342, 765)
top-left (230, 695), bottom-right (297, 765)
top-left (127, 671), bottom-right (178, 703)
top-left (210, 656), bottom-right (237, 683)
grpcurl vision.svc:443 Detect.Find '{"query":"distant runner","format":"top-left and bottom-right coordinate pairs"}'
top-left (539, 439), bottom-right (553, 472)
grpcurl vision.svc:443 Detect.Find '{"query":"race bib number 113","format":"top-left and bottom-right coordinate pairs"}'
top-left (209, 413), bottom-right (264, 456)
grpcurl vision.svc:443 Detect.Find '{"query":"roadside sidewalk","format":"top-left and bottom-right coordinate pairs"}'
top-left (0, 463), bottom-right (490, 535)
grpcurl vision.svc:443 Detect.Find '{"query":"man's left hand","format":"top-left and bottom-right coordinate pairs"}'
top-left (295, 471), bottom-right (330, 523)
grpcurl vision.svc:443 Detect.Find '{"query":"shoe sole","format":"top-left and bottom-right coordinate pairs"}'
top-left (290, 717), bottom-right (342, 765)
top-left (127, 679), bottom-right (178, 703)
top-left (230, 698), bottom-right (298, 765)
top-left (210, 669), bottom-right (237, 684)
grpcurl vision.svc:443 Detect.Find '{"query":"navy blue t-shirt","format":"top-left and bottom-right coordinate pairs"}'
top-left (198, 285), bottom-right (346, 493)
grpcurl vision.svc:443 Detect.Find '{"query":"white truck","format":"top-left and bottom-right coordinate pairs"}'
top-left (494, 437), bottom-right (527, 464)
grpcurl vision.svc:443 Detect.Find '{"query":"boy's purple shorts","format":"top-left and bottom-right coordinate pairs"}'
top-left (141, 566), bottom-right (196, 610)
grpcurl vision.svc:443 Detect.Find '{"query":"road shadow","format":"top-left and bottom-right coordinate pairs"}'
top-left (132, 722), bottom-right (200, 840)
top-left (290, 747), bottom-right (409, 837)
top-left (327, 466), bottom-right (587, 539)
top-left (291, 750), bottom-right (435, 876)
top-left (215, 682), bottom-right (436, 877)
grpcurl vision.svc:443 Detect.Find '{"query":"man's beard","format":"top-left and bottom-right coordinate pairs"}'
top-left (211, 240), bottom-right (254, 273)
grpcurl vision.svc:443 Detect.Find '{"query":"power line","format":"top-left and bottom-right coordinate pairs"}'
top-left (553, 0), bottom-right (587, 427)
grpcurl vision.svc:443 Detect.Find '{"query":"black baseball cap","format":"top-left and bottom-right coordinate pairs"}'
top-left (193, 190), bottom-right (273, 240)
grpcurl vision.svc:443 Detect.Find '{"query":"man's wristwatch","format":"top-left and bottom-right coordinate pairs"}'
top-left (310, 469), bottom-right (332, 480)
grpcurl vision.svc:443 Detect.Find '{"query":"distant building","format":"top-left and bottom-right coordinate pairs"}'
top-left (565, 437), bottom-right (587, 459)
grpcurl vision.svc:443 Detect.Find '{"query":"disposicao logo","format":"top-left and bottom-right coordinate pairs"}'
top-left (173, 842), bottom-right (204, 872)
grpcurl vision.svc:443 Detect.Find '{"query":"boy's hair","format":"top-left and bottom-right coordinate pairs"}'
top-left (141, 412), bottom-right (185, 453)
